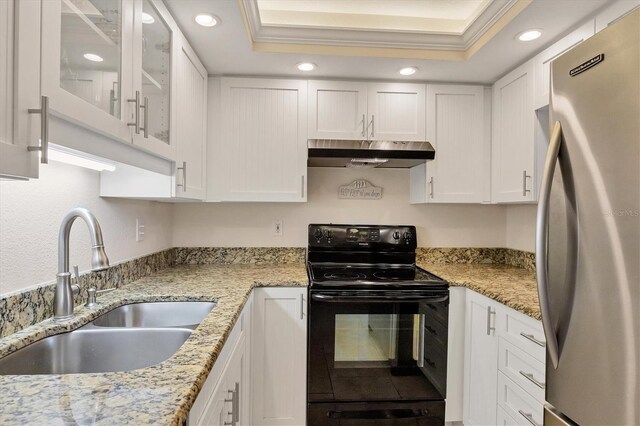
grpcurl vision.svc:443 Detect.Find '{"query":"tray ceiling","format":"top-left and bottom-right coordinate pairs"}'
top-left (239, 0), bottom-right (533, 60)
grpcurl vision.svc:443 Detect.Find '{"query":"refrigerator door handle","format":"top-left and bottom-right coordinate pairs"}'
top-left (536, 120), bottom-right (563, 369)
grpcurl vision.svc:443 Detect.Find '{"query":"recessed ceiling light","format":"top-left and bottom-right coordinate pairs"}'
top-left (195, 14), bottom-right (219, 27)
top-left (83, 53), bottom-right (104, 62)
top-left (399, 67), bottom-right (418, 76)
top-left (297, 62), bottom-right (316, 72)
top-left (141, 12), bottom-right (155, 24)
top-left (517, 29), bottom-right (542, 42)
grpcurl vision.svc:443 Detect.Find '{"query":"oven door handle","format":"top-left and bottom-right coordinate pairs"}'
top-left (311, 293), bottom-right (448, 303)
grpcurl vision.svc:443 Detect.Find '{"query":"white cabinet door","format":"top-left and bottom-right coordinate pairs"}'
top-left (463, 291), bottom-right (499, 426)
top-left (0, 0), bottom-right (40, 179)
top-left (367, 83), bottom-right (426, 141)
top-left (217, 78), bottom-right (307, 202)
top-left (252, 287), bottom-right (307, 426)
top-left (130, 0), bottom-right (176, 160)
top-left (412, 84), bottom-right (488, 203)
top-left (40, 0), bottom-right (133, 145)
top-left (308, 80), bottom-right (368, 140)
top-left (174, 34), bottom-right (207, 200)
top-left (533, 21), bottom-right (595, 110)
top-left (492, 60), bottom-right (537, 203)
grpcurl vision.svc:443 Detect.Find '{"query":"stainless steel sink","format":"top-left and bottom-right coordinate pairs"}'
top-left (0, 327), bottom-right (192, 375)
top-left (92, 301), bottom-right (216, 329)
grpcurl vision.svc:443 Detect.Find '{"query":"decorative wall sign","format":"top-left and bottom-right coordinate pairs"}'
top-left (338, 179), bottom-right (383, 200)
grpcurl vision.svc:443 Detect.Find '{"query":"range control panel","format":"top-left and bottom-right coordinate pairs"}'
top-left (308, 224), bottom-right (416, 250)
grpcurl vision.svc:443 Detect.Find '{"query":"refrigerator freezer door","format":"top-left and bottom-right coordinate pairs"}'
top-left (542, 8), bottom-right (640, 426)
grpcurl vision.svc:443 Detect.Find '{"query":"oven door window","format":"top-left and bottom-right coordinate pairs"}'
top-left (308, 293), bottom-right (448, 403)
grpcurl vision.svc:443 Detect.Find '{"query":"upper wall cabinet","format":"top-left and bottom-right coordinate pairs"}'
top-left (0, 0), bottom-right (40, 179)
top-left (308, 81), bottom-right (425, 141)
top-left (210, 77), bottom-right (307, 202)
top-left (492, 60), bottom-right (539, 203)
top-left (533, 21), bottom-right (595, 110)
top-left (411, 84), bottom-right (490, 204)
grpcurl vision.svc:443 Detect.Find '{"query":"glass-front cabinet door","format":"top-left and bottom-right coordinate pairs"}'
top-left (40, 0), bottom-right (133, 143)
top-left (130, 0), bottom-right (175, 159)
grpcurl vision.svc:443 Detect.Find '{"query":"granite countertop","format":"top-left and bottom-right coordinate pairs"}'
top-left (0, 264), bottom-right (308, 426)
top-left (418, 262), bottom-right (541, 320)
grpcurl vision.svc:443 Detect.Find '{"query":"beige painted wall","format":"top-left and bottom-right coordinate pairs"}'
top-left (505, 204), bottom-right (537, 252)
top-left (173, 167), bottom-right (508, 248)
top-left (0, 162), bottom-right (173, 296)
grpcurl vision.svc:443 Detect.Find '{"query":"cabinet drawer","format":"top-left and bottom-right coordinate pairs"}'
top-left (497, 372), bottom-right (544, 426)
top-left (497, 405), bottom-right (522, 426)
top-left (498, 338), bottom-right (545, 402)
top-left (500, 309), bottom-right (546, 362)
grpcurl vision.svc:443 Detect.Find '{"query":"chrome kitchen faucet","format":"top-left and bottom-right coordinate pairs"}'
top-left (54, 208), bottom-right (109, 320)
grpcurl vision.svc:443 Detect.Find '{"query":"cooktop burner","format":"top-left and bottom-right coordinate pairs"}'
top-left (308, 263), bottom-right (446, 289)
top-left (323, 271), bottom-right (367, 280)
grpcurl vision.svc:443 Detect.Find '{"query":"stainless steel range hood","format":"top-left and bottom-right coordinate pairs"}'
top-left (307, 139), bottom-right (435, 168)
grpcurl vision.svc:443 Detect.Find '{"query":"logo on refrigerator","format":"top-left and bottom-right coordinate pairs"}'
top-left (569, 54), bottom-right (605, 77)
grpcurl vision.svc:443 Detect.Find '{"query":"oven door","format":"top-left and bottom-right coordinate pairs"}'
top-left (308, 289), bottom-right (449, 407)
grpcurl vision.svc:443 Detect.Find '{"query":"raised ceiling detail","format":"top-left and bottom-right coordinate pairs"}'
top-left (239, 0), bottom-right (533, 60)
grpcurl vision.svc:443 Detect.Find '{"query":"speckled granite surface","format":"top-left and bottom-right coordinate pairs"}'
top-left (418, 262), bottom-right (540, 320)
top-left (175, 247), bottom-right (306, 265)
top-left (0, 264), bottom-right (307, 426)
top-left (416, 247), bottom-right (536, 272)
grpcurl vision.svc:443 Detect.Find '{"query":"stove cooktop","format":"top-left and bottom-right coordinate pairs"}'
top-left (307, 262), bottom-right (447, 289)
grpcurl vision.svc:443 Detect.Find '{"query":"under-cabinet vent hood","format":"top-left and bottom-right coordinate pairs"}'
top-left (307, 139), bottom-right (435, 168)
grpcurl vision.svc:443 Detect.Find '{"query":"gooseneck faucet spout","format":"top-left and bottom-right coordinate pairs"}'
top-left (55, 208), bottom-right (110, 320)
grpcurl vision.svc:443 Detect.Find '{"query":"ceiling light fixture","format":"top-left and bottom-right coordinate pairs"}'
top-left (141, 12), bottom-right (155, 24)
top-left (399, 67), bottom-right (418, 76)
top-left (47, 144), bottom-right (116, 172)
top-left (195, 13), bottom-right (219, 27)
top-left (297, 62), bottom-right (316, 71)
top-left (517, 29), bottom-right (542, 42)
top-left (83, 53), bottom-right (104, 62)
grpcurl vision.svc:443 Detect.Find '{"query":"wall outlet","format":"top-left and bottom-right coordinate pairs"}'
top-left (273, 220), bottom-right (283, 236)
top-left (136, 218), bottom-right (145, 242)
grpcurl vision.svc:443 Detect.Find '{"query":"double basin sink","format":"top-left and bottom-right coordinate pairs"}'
top-left (0, 301), bottom-right (216, 375)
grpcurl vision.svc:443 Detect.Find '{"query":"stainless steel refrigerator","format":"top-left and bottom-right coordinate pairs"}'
top-left (536, 7), bottom-right (639, 426)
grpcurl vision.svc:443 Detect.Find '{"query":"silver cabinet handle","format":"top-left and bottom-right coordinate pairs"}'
top-left (28, 95), bottom-right (49, 163)
top-left (518, 409), bottom-right (541, 426)
top-left (369, 115), bottom-right (375, 137)
top-left (519, 370), bottom-right (546, 389)
top-left (520, 332), bottom-right (546, 347)
top-left (417, 314), bottom-right (425, 367)
top-left (361, 114), bottom-right (366, 138)
top-left (522, 170), bottom-right (531, 196)
top-left (127, 91), bottom-right (141, 134)
top-left (300, 293), bottom-right (305, 319)
top-left (233, 382), bottom-right (240, 424)
top-left (486, 306), bottom-right (496, 335)
top-left (141, 96), bottom-right (149, 138)
top-left (536, 121), bottom-right (563, 368)
top-left (301, 175), bottom-right (305, 198)
top-left (176, 161), bottom-right (187, 190)
top-left (428, 177), bottom-right (434, 199)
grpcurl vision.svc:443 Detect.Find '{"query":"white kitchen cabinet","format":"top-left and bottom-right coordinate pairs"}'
top-left (251, 287), bottom-right (307, 426)
top-left (491, 59), bottom-right (538, 203)
top-left (595, 0), bottom-right (640, 32)
top-left (367, 82), bottom-right (426, 141)
top-left (308, 80), bottom-right (368, 140)
top-left (213, 78), bottom-right (307, 202)
top-left (533, 21), bottom-right (595, 110)
top-left (189, 296), bottom-right (252, 426)
top-left (497, 372), bottom-right (544, 426)
top-left (173, 33), bottom-right (207, 200)
top-left (308, 80), bottom-right (425, 141)
top-left (0, 0), bottom-right (40, 179)
top-left (411, 84), bottom-right (489, 204)
top-left (463, 290), bottom-right (500, 426)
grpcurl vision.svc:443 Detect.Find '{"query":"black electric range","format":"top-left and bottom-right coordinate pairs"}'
top-left (306, 224), bottom-right (449, 426)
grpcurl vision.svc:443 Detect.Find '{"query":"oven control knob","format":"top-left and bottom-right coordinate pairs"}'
top-left (313, 229), bottom-right (323, 240)
top-left (403, 231), bottom-right (413, 241)
top-left (325, 229), bottom-right (333, 239)
top-left (392, 231), bottom-right (400, 240)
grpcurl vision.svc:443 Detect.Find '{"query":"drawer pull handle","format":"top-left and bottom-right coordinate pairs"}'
top-left (518, 410), bottom-right (541, 426)
top-left (520, 332), bottom-right (546, 347)
top-left (519, 370), bottom-right (546, 389)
